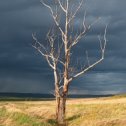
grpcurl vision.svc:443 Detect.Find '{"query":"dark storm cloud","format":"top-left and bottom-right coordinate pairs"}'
top-left (0, 0), bottom-right (39, 13)
top-left (0, 0), bottom-right (126, 94)
top-left (0, 72), bottom-right (53, 93)
top-left (69, 72), bottom-right (126, 95)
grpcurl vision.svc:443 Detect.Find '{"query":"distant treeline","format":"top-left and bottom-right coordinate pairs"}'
top-left (0, 92), bottom-right (114, 101)
top-left (0, 92), bottom-right (54, 98)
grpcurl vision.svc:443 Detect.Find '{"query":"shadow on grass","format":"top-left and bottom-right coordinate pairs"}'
top-left (46, 115), bottom-right (81, 126)
top-left (47, 119), bottom-right (57, 125)
top-left (47, 119), bottom-right (68, 126)
top-left (67, 114), bottom-right (81, 121)
top-left (49, 115), bottom-right (81, 126)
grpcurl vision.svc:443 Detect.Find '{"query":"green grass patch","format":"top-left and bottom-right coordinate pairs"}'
top-left (0, 107), bottom-right (7, 117)
top-left (12, 112), bottom-right (33, 124)
top-left (11, 112), bottom-right (57, 126)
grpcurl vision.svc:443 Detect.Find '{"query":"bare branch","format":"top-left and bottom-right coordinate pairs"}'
top-left (59, 85), bottom-right (63, 90)
top-left (32, 32), bottom-right (57, 69)
top-left (103, 25), bottom-right (108, 55)
top-left (71, 17), bottom-right (101, 47)
top-left (68, 0), bottom-right (84, 24)
top-left (46, 56), bottom-right (55, 69)
top-left (32, 44), bottom-right (55, 69)
top-left (82, 11), bottom-right (87, 31)
top-left (41, 0), bottom-right (65, 37)
top-left (59, 75), bottom-right (64, 85)
top-left (56, 40), bottom-right (63, 59)
top-left (46, 30), bottom-right (65, 66)
top-left (32, 33), bottom-right (47, 53)
top-left (47, 30), bottom-right (55, 48)
top-left (69, 57), bottom-right (103, 82)
top-left (86, 50), bottom-right (90, 66)
top-left (32, 45), bottom-right (45, 57)
top-left (98, 35), bottom-right (103, 51)
top-left (88, 17), bottom-right (101, 29)
top-left (69, 25), bottom-right (108, 82)
top-left (98, 24), bottom-right (108, 59)
top-left (57, 0), bottom-right (66, 12)
top-left (41, 0), bottom-right (54, 16)
top-left (66, 0), bottom-right (69, 11)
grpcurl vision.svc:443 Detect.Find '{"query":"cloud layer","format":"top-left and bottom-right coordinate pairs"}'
top-left (0, 0), bottom-right (126, 94)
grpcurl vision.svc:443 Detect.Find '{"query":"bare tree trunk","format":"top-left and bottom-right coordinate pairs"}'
top-left (56, 96), bottom-right (67, 125)
top-left (33, 1), bottom-right (108, 125)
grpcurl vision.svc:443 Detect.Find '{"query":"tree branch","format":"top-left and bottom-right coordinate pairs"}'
top-left (68, 0), bottom-right (84, 24)
top-left (32, 33), bottom-right (47, 53)
top-left (70, 58), bottom-right (103, 81)
top-left (57, 0), bottom-right (66, 12)
top-left (41, 0), bottom-right (65, 37)
top-left (69, 25), bottom-right (108, 82)
top-left (71, 17), bottom-right (100, 47)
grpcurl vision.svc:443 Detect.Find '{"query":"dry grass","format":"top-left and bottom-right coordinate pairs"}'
top-left (0, 97), bottom-right (126, 126)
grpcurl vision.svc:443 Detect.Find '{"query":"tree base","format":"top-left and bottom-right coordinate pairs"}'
top-left (57, 121), bottom-right (67, 126)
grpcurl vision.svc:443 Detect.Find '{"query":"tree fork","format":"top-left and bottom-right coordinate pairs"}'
top-left (33, 0), bottom-right (108, 125)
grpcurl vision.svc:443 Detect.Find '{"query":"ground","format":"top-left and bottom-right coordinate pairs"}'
top-left (0, 96), bottom-right (126, 126)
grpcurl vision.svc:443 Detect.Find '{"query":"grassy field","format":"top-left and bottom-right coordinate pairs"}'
top-left (0, 96), bottom-right (126, 126)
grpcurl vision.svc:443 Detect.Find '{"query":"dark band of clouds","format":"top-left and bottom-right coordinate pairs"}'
top-left (0, 0), bottom-right (126, 94)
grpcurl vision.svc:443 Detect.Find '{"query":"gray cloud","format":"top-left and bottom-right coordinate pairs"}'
top-left (70, 72), bottom-right (126, 95)
top-left (0, 0), bottom-right (39, 13)
top-left (0, 0), bottom-right (126, 94)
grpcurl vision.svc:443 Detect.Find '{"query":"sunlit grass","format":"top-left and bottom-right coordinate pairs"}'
top-left (0, 96), bottom-right (126, 126)
top-left (66, 103), bottom-right (126, 126)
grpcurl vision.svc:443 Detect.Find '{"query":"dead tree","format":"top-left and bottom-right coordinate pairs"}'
top-left (32, 0), bottom-right (107, 124)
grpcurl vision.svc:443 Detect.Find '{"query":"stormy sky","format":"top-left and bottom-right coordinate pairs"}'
top-left (0, 0), bottom-right (126, 95)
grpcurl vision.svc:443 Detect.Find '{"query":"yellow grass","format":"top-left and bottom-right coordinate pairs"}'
top-left (0, 97), bottom-right (126, 126)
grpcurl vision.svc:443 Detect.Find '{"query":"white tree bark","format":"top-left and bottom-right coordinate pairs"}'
top-left (32, 0), bottom-right (108, 124)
